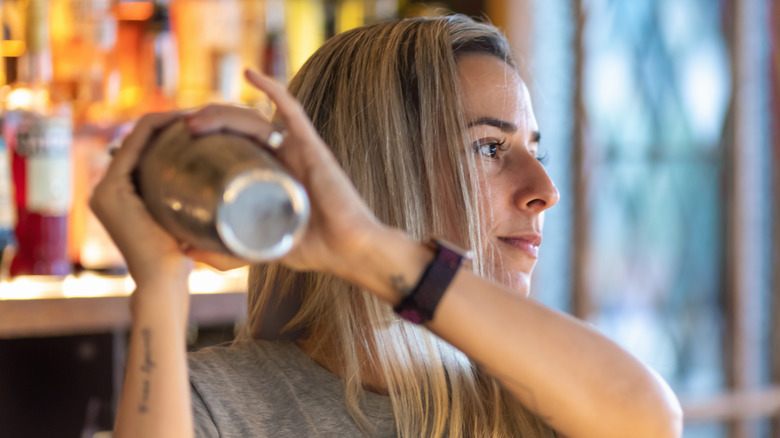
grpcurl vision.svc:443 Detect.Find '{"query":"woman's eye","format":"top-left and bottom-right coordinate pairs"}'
top-left (473, 139), bottom-right (507, 159)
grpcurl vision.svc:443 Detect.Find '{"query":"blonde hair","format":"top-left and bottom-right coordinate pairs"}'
top-left (239, 15), bottom-right (557, 437)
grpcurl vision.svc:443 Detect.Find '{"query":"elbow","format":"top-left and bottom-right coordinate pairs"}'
top-left (606, 392), bottom-right (682, 438)
top-left (652, 396), bottom-right (684, 438)
top-left (633, 373), bottom-right (684, 438)
top-left (654, 373), bottom-right (684, 438)
top-left (611, 392), bottom-right (683, 438)
top-left (601, 369), bottom-right (683, 438)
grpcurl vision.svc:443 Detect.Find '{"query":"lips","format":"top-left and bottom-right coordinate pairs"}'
top-left (498, 235), bottom-right (542, 258)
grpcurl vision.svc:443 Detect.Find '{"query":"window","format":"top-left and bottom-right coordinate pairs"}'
top-left (529, 0), bottom-right (774, 436)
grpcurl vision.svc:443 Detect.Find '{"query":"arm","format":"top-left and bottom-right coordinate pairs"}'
top-left (90, 112), bottom-right (195, 438)
top-left (113, 279), bottom-right (193, 438)
top-left (340, 227), bottom-right (683, 438)
top-left (179, 70), bottom-right (683, 438)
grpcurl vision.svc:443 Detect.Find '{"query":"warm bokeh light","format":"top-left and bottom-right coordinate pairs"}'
top-left (2, 40), bottom-right (25, 57)
top-left (336, 0), bottom-right (364, 34)
top-left (114, 1), bottom-right (154, 21)
top-left (285, 0), bottom-right (325, 76)
top-left (0, 267), bottom-right (248, 300)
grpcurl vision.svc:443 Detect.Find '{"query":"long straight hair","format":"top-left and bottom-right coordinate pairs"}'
top-left (238, 15), bottom-right (557, 437)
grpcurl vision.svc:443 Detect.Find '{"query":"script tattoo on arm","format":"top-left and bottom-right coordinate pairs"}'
top-left (138, 327), bottom-right (156, 413)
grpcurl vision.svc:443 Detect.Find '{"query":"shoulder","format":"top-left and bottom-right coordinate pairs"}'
top-left (189, 339), bottom-right (282, 368)
top-left (189, 338), bottom-right (353, 406)
top-left (188, 339), bottom-right (397, 438)
top-left (188, 339), bottom-right (303, 388)
top-left (188, 340), bottom-right (318, 436)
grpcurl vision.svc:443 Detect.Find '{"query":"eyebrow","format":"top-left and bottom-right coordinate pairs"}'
top-left (467, 117), bottom-right (517, 133)
top-left (467, 117), bottom-right (541, 143)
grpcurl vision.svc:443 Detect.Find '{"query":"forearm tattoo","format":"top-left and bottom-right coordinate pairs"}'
top-left (138, 328), bottom-right (156, 413)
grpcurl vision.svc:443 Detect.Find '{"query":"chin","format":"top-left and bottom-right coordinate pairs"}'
top-left (485, 246), bottom-right (536, 295)
top-left (493, 268), bottom-right (532, 296)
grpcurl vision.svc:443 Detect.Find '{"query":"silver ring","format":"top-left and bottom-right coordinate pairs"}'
top-left (266, 130), bottom-right (285, 149)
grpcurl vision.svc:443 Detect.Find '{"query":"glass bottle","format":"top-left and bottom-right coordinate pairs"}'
top-left (68, 0), bottom-right (126, 273)
top-left (110, 0), bottom-right (153, 120)
top-left (0, 0), bottom-right (17, 273)
top-left (137, 0), bottom-right (178, 114)
top-left (5, 0), bottom-right (73, 276)
top-left (171, 0), bottom-right (248, 107)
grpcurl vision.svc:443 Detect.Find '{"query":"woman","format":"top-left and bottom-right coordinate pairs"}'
top-left (92, 15), bottom-right (682, 438)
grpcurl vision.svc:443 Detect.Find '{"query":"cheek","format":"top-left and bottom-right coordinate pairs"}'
top-left (475, 172), bottom-right (511, 222)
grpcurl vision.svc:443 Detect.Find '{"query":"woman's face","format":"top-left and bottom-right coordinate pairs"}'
top-left (457, 53), bottom-right (560, 293)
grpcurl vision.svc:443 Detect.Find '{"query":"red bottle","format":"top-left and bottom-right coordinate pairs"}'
top-left (6, 0), bottom-right (73, 276)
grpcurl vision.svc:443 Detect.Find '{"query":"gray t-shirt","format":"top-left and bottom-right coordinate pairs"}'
top-left (189, 339), bottom-right (397, 437)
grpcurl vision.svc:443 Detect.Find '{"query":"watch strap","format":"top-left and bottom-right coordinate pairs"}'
top-left (394, 238), bottom-right (468, 324)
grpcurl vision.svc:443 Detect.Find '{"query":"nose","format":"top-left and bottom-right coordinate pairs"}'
top-left (512, 158), bottom-right (560, 213)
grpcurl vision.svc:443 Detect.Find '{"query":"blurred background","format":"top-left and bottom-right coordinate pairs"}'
top-left (0, 0), bottom-right (775, 437)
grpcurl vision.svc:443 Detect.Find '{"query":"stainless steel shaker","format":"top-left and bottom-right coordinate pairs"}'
top-left (134, 119), bottom-right (309, 261)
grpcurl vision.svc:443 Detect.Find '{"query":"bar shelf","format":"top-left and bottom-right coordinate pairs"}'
top-left (0, 267), bottom-right (248, 338)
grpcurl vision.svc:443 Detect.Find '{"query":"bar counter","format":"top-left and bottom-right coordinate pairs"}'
top-left (0, 268), bottom-right (248, 338)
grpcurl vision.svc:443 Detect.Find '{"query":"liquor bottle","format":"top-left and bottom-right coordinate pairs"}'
top-left (170, 0), bottom-right (246, 106)
top-left (0, 0), bottom-right (17, 273)
top-left (69, 0), bottom-right (127, 273)
top-left (263, 0), bottom-right (287, 83)
top-left (238, 0), bottom-right (265, 105)
top-left (335, 0), bottom-right (365, 34)
top-left (5, 0), bottom-right (74, 276)
top-left (137, 0), bottom-right (178, 113)
top-left (50, 0), bottom-right (85, 104)
top-left (0, 116), bottom-right (17, 275)
top-left (284, 0), bottom-right (325, 76)
top-left (110, 0), bottom-right (154, 120)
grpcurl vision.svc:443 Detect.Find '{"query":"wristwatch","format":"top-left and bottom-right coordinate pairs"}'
top-left (394, 238), bottom-right (470, 324)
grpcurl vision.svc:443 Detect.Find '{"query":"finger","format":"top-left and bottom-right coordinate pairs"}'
top-left (184, 105), bottom-right (282, 149)
top-left (243, 69), bottom-right (336, 166)
top-left (107, 111), bottom-right (182, 177)
top-left (243, 69), bottom-right (311, 131)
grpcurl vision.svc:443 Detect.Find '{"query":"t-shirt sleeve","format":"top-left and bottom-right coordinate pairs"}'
top-left (191, 382), bottom-right (219, 438)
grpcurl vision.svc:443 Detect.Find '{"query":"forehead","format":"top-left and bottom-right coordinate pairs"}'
top-left (456, 53), bottom-right (535, 126)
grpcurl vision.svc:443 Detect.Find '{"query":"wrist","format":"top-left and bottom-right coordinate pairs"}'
top-left (130, 274), bottom-right (192, 324)
top-left (393, 238), bottom-right (469, 324)
top-left (336, 225), bottom-right (434, 305)
top-left (129, 256), bottom-right (193, 291)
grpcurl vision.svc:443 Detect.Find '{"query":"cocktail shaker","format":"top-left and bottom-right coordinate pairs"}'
top-left (134, 119), bottom-right (309, 261)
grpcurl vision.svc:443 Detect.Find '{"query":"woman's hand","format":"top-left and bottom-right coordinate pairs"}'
top-left (183, 70), bottom-right (384, 279)
top-left (90, 111), bottom-right (194, 291)
top-left (92, 69), bottom-right (401, 301)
